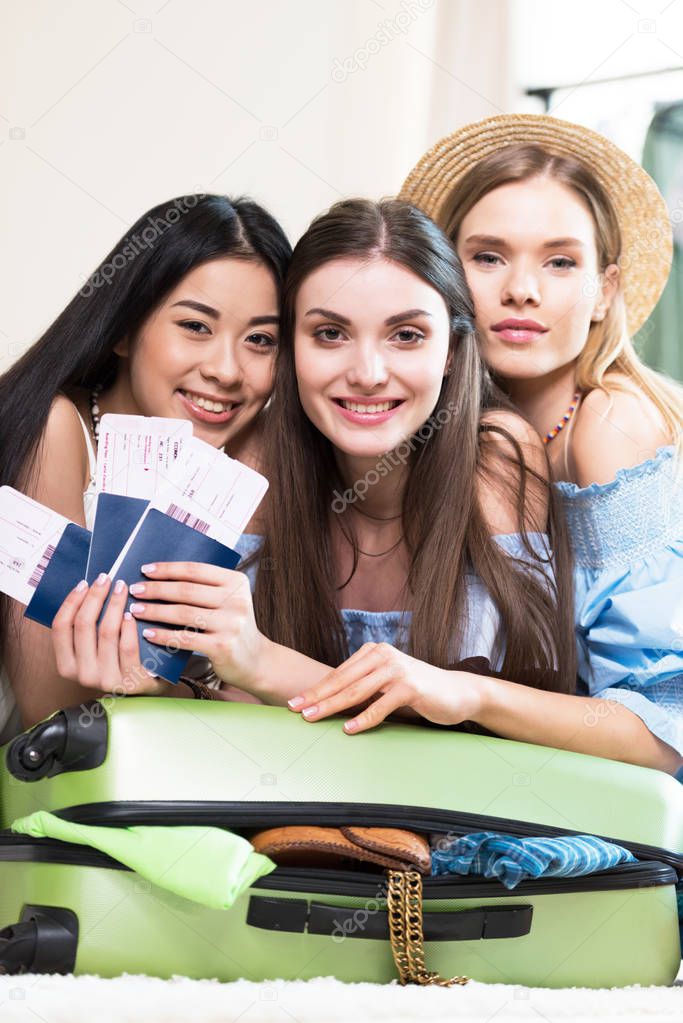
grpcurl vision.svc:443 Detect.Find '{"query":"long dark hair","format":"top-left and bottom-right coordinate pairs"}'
top-left (0, 193), bottom-right (291, 496)
top-left (0, 193), bottom-right (291, 661)
top-left (252, 198), bottom-right (577, 692)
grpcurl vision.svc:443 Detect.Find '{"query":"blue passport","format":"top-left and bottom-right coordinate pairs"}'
top-left (86, 492), bottom-right (149, 583)
top-left (100, 508), bottom-right (241, 684)
top-left (24, 508), bottom-right (241, 686)
top-left (24, 522), bottom-right (91, 628)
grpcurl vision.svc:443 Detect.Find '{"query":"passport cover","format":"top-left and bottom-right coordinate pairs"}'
top-left (24, 522), bottom-right (91, 628)
top-left (102, 508), bottom-right (241, 683)
top-left (86, 492), bottom-right (150, 583)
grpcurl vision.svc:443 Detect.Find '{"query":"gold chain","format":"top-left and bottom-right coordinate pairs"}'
top-left (387, 867), bottom-right (411, 984)
top-left (387, 869), bottom-right (469, 987)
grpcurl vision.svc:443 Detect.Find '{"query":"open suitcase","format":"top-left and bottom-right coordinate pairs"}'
top-left (0, 697), bottom-right (681, 988)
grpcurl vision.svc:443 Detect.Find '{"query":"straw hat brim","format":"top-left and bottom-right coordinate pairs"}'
top-left (398, 113), bottom-right (672, 337)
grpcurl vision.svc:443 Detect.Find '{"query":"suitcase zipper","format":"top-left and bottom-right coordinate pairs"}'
top-left (54, 800), bottom-right (683, 876)
top-left (258, 859), bottom-right (677, 898)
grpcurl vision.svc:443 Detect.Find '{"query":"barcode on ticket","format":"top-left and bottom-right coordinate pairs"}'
top-left (28, 543), bottom-right (56, 588)
top-left (165, 503), bottom-right (210, 535)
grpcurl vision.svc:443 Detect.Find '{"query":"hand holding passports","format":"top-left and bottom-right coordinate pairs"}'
top-left (0, 415), bottom-right (268, 683)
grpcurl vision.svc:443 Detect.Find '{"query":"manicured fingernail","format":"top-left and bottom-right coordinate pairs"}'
top-left (114, 579), bottom-right (126, 595)
top-left (96, 573), bottom-right (108, 586)
top-left (288, 696), bottom-right (305, 709)
top-left (344, 719), bottom-right (359, 733)
top-left (141, 564), bottom-right (157, 574)
top-left (75, 579), bottom-right (88, 592)
top-left (142, 628), bottom-right (156, 638)
top-left (129, 583), bottom-right (145, 595)
top-left (129, 603), bottom-right (145, 614)
top-left (124, 612), bottom-right (133, 621)
top-left (302, 705), bottom-right (318, 719)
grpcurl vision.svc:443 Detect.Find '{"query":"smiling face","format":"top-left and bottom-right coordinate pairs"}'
top-left (456, 176), bottom-right (617, 384)
top-left (114, 257), bottom-right (279, 449)
top-left (293, 256), bottom-right (451, 465)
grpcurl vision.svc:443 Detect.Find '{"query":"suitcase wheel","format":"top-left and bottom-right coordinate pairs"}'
top-left (6, 702), bottom-right (107, 781)
top-left (0, 906), bottom-right (78, 975)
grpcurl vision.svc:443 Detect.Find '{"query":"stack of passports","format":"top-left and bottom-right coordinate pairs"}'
top-left (24, 496), bottom-right (241, 684)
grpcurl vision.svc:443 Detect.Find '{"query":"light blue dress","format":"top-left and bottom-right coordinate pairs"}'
top-left (554, 444), bottom-right (683, 764)
top-left (234, 531), bottom-right (554, 669)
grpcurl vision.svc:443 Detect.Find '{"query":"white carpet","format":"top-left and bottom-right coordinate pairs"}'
top-left (0, 967), bottom-right (680, 1023)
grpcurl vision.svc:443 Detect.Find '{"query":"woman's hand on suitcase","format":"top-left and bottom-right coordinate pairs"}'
top-left (52, 574), bottom-right (169, 695)
top-left (286, 643), bottom-right (484, 733)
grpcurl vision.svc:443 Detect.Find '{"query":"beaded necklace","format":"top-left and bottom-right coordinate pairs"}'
top-left (89, 385), bottom-right (103, 445)
top-left (543, 391), bottom-right (581, 445)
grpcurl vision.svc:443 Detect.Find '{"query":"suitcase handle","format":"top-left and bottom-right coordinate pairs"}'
top-left (247, 895), bottom-right (533, 941)
top-left (0, 905), bottom-right (78, 974)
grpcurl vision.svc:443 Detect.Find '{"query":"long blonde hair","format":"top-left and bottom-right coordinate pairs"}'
top-left (440, 144), bottom-right (683, 453)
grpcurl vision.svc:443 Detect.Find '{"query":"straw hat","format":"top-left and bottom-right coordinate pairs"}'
top-left (399, 113), bottom-right (672, 337)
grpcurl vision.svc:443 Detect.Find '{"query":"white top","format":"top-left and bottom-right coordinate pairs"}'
top-left (0, 408), bottom-right (97, 745)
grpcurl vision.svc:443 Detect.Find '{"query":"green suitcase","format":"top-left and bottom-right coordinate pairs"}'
top-left (0, 698), bottom-right (680, 987)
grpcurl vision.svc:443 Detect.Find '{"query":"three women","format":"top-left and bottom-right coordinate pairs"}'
top-left (3, 115), bottom-right (681, 781)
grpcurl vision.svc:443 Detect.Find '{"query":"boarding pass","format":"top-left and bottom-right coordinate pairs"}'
top-left (0, 487), bottom-right (74, 605)
top-left (106, 437), bottom-right (268, 577)
top-left (96, 414), bottom-right (193, 498)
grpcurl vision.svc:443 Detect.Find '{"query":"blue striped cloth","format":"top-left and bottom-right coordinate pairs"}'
top-left (430, 832), bottom-right (637, 889)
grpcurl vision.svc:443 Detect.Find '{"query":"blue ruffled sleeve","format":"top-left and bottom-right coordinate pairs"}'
top-left (556, 446), bottom-right (683, 758)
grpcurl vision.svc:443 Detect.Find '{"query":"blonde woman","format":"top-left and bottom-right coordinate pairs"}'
top-left (400, 114), bottom-right (683, 778)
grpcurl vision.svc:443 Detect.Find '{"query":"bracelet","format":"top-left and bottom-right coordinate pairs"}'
top-left (193, 665), bottom-right (221, 687)
top-left (178, 675), bottom-right (217, 700)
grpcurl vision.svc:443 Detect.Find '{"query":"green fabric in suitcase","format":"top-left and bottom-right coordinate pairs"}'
top-left (10, 810), bottom-right (275, 909)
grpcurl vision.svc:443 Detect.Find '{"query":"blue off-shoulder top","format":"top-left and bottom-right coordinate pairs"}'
top-left (555, 444), bottom-right (683, 760)
top-left (233, 531), bottom-right (554, 669)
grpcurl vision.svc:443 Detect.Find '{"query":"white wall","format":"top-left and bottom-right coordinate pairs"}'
top-left (513, 0), bottom-right (683, 91)
top-left (0, 0), bottom-right (515, 368)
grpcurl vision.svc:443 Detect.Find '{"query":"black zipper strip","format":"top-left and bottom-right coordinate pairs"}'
top-left (0, 833), bottom-right (675, 897)
top-left (52, 800), bottom-right (683, 876)
top-left (0, 833), bottom-right (127, 871)
top-left (259, 860), bottom-right (677, 898)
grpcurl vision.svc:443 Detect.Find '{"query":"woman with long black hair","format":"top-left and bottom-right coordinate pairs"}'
top-left (0, 193), bottom-right (291, 736)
